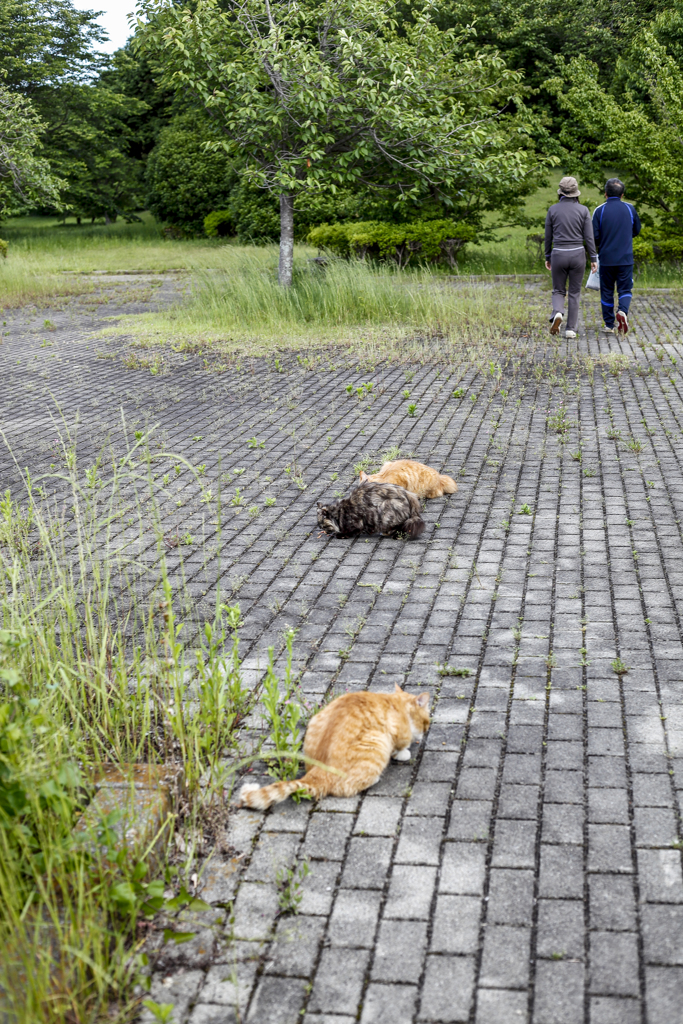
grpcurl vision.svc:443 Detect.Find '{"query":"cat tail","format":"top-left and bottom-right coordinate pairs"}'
top-left (238, 768), bottom-right (329, 810)
top-left (439, 474), bottom-right (458, 494)
top-left (403, 512), bottom-right (425, 539)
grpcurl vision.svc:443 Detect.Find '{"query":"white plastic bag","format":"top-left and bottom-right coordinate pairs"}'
top-left (586, 257), bottom-right (600, 290)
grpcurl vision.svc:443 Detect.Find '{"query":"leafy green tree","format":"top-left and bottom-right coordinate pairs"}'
top-left (136, 0), bottom-right (538, 285)
top-left (42, 81), bottom-right (147, 221)
top-left (0, 86), bottom-right (62, 219)
top-left (550, 12), bottom-right (683, 232)
top-left (0, 0), bottom-right (106, 95)
top-left (438, 0), bottom-right (666, 99)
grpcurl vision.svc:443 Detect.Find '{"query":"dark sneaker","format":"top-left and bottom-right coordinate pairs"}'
top-left (616, 311), bottom-right (629, 334)
top-left (549, 312), bottom-right (563, 335)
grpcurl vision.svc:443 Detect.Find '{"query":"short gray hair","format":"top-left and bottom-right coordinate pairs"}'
top-left (605, 178), bottom-right (625, 197)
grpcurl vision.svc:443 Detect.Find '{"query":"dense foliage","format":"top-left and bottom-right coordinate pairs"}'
top-left (134, 0), bottom-right (541, 282)
top-left (2, 0), bottom-right (683, 264)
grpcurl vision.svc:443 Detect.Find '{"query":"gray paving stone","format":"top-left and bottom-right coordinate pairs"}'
top-left (439, 843), bottom-right (487, 895)
top-left (308, 947), bottom-right (371, 1015)
top-left (491, 818), bottom-right (536, 868)
top-left (304, 811), bottom-right (354, 860)
top-left (354, 796), bottom-right (402, 837)
top-left (645, 966), bottom-right (683, 1022)
top-left (479, 924), bottom-right (531, 989)
top-left (384, 864), bottom-right (437, 919)
top-left (418, 955), bottom-right (475, 1022)
top-left (539, 846), bottom-right (584, 899)
top-left (588, 787), bottom-right (629, 824)
top-left (537, 900), bottom-right (584, 959)
top-left (303, 1017), bottom-right (355, 1024)
top-left (589, 875), bottom-right (636, 932)
top-left (328, 889), bottom-right (382, 948)
top-left (141, 969), bottom-right (205, 1024)
top-left (542, 803), bottom-right (583, 844)
top-left (395, 816), bottom-right (443, 864)
top-left (589, 931), bottom-right (640, 996)
top-left (231, 882), bottom-right (280, 940)
top-left (297, 860), bottom-right (339, 916)
top-left (588, 997), bottom-right (641, 1024)
top-left (487, 868), bottom-right (535, 926)
top-left (359, 983), bottom-right (417, 1024)
top-left (264, 915), bottom-right (326, 976)
top-left (404, 781), bottom-right (451, 817)
top-left (448, 801), bottom-right (492, 841)
top-left (641, 904), bottom-right (683, 964)
top-left (246, 975), bottom-right (307, 1023)
top-left (341, 837), bottom-right (393, 889)
top-left (430, 894), bottom-right (482, 954)
top-left (372, 919), bottom-right (428, 984)
top-left (475, 988), bottom-right (528, 1023)
top-left (637, 849), bottom-right (683, 902)
top-left (532, 960), bottom-right (584, 1024)
top-left (588, 825), bottom-right (633, 874)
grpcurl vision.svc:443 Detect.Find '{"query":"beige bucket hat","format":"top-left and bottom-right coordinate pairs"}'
top-left (558, 176), bottom-right (581, 197)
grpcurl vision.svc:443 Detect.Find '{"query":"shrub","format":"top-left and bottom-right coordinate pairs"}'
top-left (308, 219), bottom-right (477, 268)
top-left (633, 227), bottom-right (683, 265)
top-left (0, 239), bottom-right (7, 259)
top-left (632, 236), bottom-right (654, 264)
top-left (652, 237), bottom-right (683, 262)
top-left (146, 113), bottom-right (238, 232)
top-left (204, 210), bottom-right (234, 238)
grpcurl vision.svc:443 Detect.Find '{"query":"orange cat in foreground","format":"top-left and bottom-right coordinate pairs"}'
top-left (359, 459), bottom-right (457, 499)
top-left (239, 685), bottom-right (430, 809)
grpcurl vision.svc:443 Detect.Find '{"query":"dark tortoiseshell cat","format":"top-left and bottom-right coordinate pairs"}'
top-left (317, 481), bottom-right (425, 540)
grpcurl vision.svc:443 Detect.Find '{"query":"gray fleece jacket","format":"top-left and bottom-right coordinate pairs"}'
top-left (544, 197), bottom-right (597, 261)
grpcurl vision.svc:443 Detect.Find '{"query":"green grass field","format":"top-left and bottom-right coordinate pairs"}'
top-left (1, 188), bottom-right (681, 342)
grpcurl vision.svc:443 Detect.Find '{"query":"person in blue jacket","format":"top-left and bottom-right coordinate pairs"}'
top-left (592, 178), bottom-right (641, 335)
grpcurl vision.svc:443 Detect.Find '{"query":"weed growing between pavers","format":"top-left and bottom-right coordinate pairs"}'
top-left (0, 427), bottom-right (309, 1023)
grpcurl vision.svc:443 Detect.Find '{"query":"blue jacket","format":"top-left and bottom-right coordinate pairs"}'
top-left (592, 197), bottom-right (641, 266)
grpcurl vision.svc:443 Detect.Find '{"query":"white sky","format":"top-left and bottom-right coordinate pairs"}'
top-left (71, 0), bottom-right (137, 53)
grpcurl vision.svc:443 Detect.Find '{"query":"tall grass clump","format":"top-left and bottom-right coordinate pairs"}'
top-left (121, 248), bottom-right (532, 357)
top-left (0, 426), bottom-right (257, 1022)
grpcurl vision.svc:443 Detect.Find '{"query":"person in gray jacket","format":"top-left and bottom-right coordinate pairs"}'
top-left (544, 176), bottom-right (598, 338)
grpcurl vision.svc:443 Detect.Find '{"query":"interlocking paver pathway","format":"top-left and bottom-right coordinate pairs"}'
top-left (2, 277), bottom-right (683, 1022)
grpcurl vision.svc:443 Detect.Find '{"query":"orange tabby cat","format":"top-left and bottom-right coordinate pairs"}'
top-left (359, 459), bottom-right (457, 499)
top-left (239, 684), bottom-right (430, 809)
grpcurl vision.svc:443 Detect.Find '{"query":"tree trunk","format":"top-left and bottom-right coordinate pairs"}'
top-left (279, 194), bottom-right (294, 287)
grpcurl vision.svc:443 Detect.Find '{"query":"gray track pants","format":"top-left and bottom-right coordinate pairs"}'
top-left (551, 248), bottom-right (587, 331)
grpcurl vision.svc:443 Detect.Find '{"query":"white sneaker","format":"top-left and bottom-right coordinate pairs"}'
top-left (602, 325), bottom-right (616, 334)
top-left (549, 312), bottom-right (563, 335)
top-left (565, 330), bottom-right (577, 339)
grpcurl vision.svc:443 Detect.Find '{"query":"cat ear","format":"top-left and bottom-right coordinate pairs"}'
top-left (359, 470), bottom-right (367, 480)
top-left (394, 682), bottom-right (403, 694)
top-left (416, 692), bottom-right (430, 707)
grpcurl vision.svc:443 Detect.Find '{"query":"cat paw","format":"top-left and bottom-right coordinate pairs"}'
top-left (392, 748), bottom-right (411, 762)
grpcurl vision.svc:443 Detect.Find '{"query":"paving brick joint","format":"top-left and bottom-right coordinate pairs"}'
top-left (2, 278), bottom-right (683, 1022)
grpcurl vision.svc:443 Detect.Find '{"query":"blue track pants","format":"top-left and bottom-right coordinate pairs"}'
top-left (599, 264), bottom-right (633, 328)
